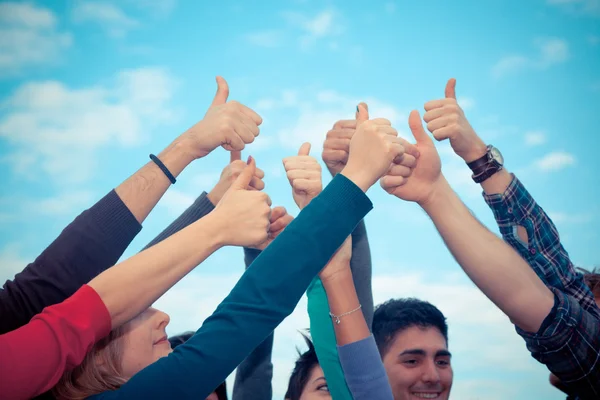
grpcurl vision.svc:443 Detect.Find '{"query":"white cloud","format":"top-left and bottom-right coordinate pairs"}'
top-left (32, 191), bottom-right (96, 216)
top-left (492, 38), bottom-right (569, 78)
top-left (534, 151), bottom-right (576, 171)
top-left (244, 30), bottom-right (284, 47)
top-left (159, 189), bottom-right (196, 217)
top-left (385, 2), bottom-right (397, 13)
top-left (547, 0), bottom-right (600, 17)
top-left (548, 211), bottom-right (594, 224)
top-left (72, 1), bottom-right (139, 38)
top-left (457, 96), bottom-right (475, 111)
top-left (524, 130), bottom-right (547, 146)
top-left (283, 9), bottom-right (343, 49)
top-left (0, 2), bottom-right (72, 75)
top-left (0, 67), bottom-right (178, 184)
top-left (0, 243), bottom-right (30, 282)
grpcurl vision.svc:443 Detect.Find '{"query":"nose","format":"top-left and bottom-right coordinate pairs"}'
top-left (149, 307), bottom-right (170, 329)
top-left (421, 359), bottom-right (441, 384)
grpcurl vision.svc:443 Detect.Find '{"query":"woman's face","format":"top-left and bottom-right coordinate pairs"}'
top-left (299, 365), bottom-right (331, 400)
top-left (118, 307), bottom-right (172, 378)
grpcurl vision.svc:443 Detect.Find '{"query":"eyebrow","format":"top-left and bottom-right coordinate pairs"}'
top-left (312, 376), bottom-right (326, 384)
top-left (398, 349), bottom-right (452, 358)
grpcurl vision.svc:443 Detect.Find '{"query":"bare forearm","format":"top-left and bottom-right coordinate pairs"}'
top-left (421, 178), bottom-right (554, 332)
top-left (480, 168), bottom-right (513, 195)
top-left (322, 269), bottom-right (370, 346)
top-left (88, 214), bottom-right (223, 328)
top-left (116, 139), bottom-right (195, 224)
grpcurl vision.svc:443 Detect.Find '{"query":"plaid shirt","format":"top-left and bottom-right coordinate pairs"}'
top-left (484, 175), bottom-right (600, 399)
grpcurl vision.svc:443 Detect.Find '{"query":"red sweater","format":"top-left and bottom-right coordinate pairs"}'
top-left (0, 285), bottom-right (111, 400)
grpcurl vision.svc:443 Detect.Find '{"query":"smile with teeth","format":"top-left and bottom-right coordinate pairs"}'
top-left (412, 393), bottom-right (440, 399)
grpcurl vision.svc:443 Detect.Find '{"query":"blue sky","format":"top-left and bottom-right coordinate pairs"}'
top-left (0, 0), bottom-right (599, 398)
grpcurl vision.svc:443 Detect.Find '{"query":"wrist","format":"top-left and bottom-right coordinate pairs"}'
top-left (320, 264), bottom-right (352, 288)
top-left (419, 176), bottom-right (453, 213)
top-left (339, 165), bottom-right (372, 192)
top-left (157, 139), bottom-right (196, 177)
top-left (461, 141), bottom-right (488, 163)
top-left (207, 184), bottom-right (227, 205)
top-left (201, 212), bottom-right (228, 249)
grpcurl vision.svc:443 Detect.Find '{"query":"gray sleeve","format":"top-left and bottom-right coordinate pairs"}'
top-left (351, 220), bottom-right (374, 328)
top-left (232, 247), bottom-right (274, 400)
top-left (142, 192), bottom-right (215, 250)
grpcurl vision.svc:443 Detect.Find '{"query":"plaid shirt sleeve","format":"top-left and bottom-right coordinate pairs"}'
top-left (483, 174), bottom-right (600, 318)
top-left (517, 289), bottom-right (600, 399)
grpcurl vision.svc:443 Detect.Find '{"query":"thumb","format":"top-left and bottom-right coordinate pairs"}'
top-left (445, 78), bottom-right (457, 99)
top-left (356, 102), bottom-right (369, 124)
top-left (298, 142), bottom-right (311, 156)
top-left (210, 76), bottom-right (229, 107)
top-left (232, 156), bottom-right (256, 189)
top-left (408, 110), bottom-right (432, 145)
top-left (230, 150), bottom-right (242, 163)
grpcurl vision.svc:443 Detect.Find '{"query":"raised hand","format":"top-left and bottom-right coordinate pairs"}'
top-left (254, 206), bottom-right (294, 250)
top-left (380, 110), bottom-right (442, 205)
top-left (321, 103), bottom-right (368, 176)
top-left (341, 104), bottom-right (405, 192)
top-left (283, 142), bottom-right (323, 209)
top-left (211, 157), bottom-right (272, 247)
top-left (181, 77), bottom-right (263, 159)
top-left (423, 78), bottom-right (487, 162)
top-left (318, 236), bottom-right (352, 282)
top-left (207, 150), bottom-right (265, 205)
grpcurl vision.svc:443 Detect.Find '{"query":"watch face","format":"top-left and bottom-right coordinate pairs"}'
top-left (490, 146), bottom-right (504, 165)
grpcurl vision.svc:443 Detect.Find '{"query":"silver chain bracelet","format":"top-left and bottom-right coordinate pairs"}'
top-left (329, 304), bottom-right (362, 325)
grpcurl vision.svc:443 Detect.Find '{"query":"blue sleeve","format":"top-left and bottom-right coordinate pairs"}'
top-left (338, 335), bottom-right (393, 400)
top-left (90, 174), bottom-right (373, 400)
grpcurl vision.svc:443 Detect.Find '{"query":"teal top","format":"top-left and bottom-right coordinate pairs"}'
top-left (89, 174), bottom-right (372, 400)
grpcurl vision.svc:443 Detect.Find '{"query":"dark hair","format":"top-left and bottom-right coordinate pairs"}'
top-left (373, 298), bottom-right (448, 357)
top-left (577, 267), bottom-right (600, 298)
top-left (169, 332), bottom-right (228, 400)
top-left (285, 333), bottom-right (320, 400)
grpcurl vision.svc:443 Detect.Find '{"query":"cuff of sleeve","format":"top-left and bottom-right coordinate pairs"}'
top-left (90, 190), bottom-right (142, 250)
top-left (338, 335), bottom-right (386, 383)
top-left (190, 192), bottom-right (216, 218)
top-left (323, 174), bottom-right (373, 219)
top-left (243, 247), bottom-right (262, 268)
top-left (517, 288), bottom-right (580, 352)
top-left (482, 174), bottom-right (534, 224)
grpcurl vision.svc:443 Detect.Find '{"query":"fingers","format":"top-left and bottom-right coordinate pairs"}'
top-left (230, 116), bottom-right (257, 145)
top-left (298, 142), bottom-right (311, 156)
top-left (400, 139), bottom-right (420, 159)
top-left (424, 98), bottom-right (455, 111)
top-left (445, 78), bottom-right (457, 99)
top-left (356, 102), bottom-right (369, 123)
top-left (233, 156), bottom-right (256, 189)
top-left (429, 125), bottom-right (455, 142)
top-left (387, 163), bottom-right (413, 178)
top-left (369, 117), bottom-right (392, 126)
top-left (321, 149), bottom-right (348, 165)
top-left (333, 120), bottom-right (358, 130)
top-left (408, 110), bottom-right (432, 145)
top-left (210, 76), bottom-right (229, 107)
top-left (426, 115), bottom-right (456, 133)
top-left (230, 150), bottom-right (242, 163)
top-left (249, 175), bottom-right (265, 191)
top-left (232, 101), bottom-right (263, 126)
top-left (380, 175), bottom-right (407, 189)
top-left (394, 152), bottom-right (417, 168)
top-left (286, 169), bottom-right (320, 182)
top-left (282, 156), bottom-right (321, 171)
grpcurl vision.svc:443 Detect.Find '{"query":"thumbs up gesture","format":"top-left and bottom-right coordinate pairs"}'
top-left (181, 76), bottom-right (263, 160)
top-left (283, 143), bottom-right (323, 210)
top-left (321, 103), bottom-right (369, 177)
top-left (380, 110), bottom-right (443, 205)
top-left (423, 78), bottom-right (487, 163)
top-left (211, 157), bottom-right (272, 247)
top-left (207, 150), bottom-right (266, 205)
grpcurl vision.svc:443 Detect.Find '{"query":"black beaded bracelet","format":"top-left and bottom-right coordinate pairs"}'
top-left (149, 154), bottom-right (176, 184)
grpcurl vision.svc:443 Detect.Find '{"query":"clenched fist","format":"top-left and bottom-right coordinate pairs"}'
top-left (207, 150), bottom-right (265, 205)
top-left (423, 78), bottom-right (487, 163)
top-left (181, 77), bottom-right (263, 159)
top-left (341, 104), bottom-right (406, 192)
top-left (283, 143), bottom-right (323, 209)
top-left (211, 157), bottom-right (272, 248)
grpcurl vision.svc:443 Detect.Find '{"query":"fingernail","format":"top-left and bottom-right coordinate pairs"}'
top-left (247, 155), bottom-right (253, 164)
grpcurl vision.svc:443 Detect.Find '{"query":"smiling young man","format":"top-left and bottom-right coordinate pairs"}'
top-left (372, 298), bottom-right (452, 400)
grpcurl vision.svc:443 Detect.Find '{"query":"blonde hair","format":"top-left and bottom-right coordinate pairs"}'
top-left (53, 326), bottom-right (128, 400)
